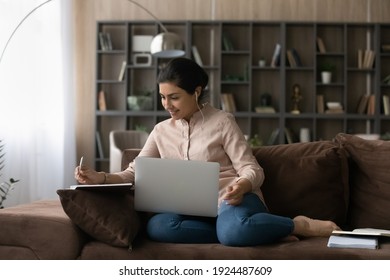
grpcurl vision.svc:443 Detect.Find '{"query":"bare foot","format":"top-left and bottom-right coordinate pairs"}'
top-left (292, 215), bottom-right (340, 237)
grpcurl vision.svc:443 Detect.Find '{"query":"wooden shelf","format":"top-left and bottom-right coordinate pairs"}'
top-left (94, 21), bottom-right (390, 171)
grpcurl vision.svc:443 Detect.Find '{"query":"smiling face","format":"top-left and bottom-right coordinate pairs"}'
top-left (159, 82), bottom-right (199, 122)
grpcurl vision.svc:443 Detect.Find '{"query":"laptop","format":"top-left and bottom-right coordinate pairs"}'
top-left (134, 157), bottom-right (220, 217)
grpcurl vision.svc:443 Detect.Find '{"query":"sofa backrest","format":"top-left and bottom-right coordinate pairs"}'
top-left (335, 133), bottom-right (390, 229)
top-left (122, 140), bottom-right (350, 226)
top-left (122, 134), bottom-right (390, 229)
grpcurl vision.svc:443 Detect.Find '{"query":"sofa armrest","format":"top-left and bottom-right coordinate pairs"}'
top-left (0, 200), bottom-right (87, 260)
top-left (121, 148), bottom-right (141, 170)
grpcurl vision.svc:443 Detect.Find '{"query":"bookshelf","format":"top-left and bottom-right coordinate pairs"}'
top-left (94, 21), bottom-right (390, 171)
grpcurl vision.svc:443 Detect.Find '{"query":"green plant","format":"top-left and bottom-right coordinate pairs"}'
top-left (135, 124), bottom-right (148, 132)
top-left (0, 140), bottom-right (19, 209)
top-left (380, 132), bottom-right (390, 140)
top-left (320, 62), bottom-right (335, 72)
top-left (134, 88), bottom-right (154, 96)
top-left (248, 134), bottom-right (262, 148)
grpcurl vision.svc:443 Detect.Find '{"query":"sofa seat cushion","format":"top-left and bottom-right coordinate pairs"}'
top-left (80, 237), bottom-right (390, 260)
top-left (57, 189), bottom-right (140, 248)
top-left (0, 200), bottom-right (86, 260)
top-left (253, 140), bottom-right (349, 225)
top-left (335, 133), bottom-right (390, 229)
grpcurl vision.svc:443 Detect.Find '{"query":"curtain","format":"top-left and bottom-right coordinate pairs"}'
top-left (0, 0), bottom-right (76, 206)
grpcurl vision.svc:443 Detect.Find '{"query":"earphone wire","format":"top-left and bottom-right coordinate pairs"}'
top-left (196, 96), bottom-right (206, 129)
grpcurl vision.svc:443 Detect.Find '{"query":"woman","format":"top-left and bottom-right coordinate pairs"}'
top-left (75, 57), bottom-right (339, 246)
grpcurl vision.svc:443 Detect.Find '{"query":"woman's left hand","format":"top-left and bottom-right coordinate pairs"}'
top-left (223, 184), bottom-right (246, 205)
top-left (223, 178), bottom-right (253, 206)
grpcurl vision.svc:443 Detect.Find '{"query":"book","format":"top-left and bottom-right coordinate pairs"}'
top-left (95, 131), bottom-right (104, 159)
top-left (267, 128), bottom-right (280, 145)
top-left (366, 50), bottom-right (375, 68)
top-left (220, 93), bottom-right (236, 113)
top-left (325, 102), bottom-right (344, 114)
top-left (255, 106), bottom-right (276, 113)
top-left (327, 235), bottom-right (378, 249)
top-left (382, 44), bottom-right (390, 52)
top-left (192, 45), bottom-right (203, 66)
top-left (329, 228), bottom-right (390, 249)
top-left (98, 90), bottom-right (107, 111)
top-left (363, 49), bottom-right (370, 68)
top-left (118, 60), bottom-right (127, 81)
top-left (284, 127), bottom-right (294, 144)
top-left (332, 228), bottom-right (390, 237)
top-left (98, 32), bottom-right (113, 51)
top-left (290, 48), bottom-right (302, 67)
top-left (286, 49), bottom-right (297, 67)
top-left (383, 95), bottom-right (390, 115)
top-left (367, 94), bottom-right (375, 115)
top-left (98, 32), bottom-right (108, 50)
top-left (70, 183), bottom-right (133, 191)
top-left (222, 33), bottom-right (234, 51)
top-left (358, 49), bottom-right (375, 69)
top-left (316, 37), bottom-right (326, 53)
top-left (325, 108), bottom-right (344, 114)
top-left (358, 49), bottom-right (364, 68)
top-left (270, 43), bottom-right (281, 67)
top-left (356, 94), bottom-right (371, 114)
top-left (105, 33), bottom-right (113, 50)
top-left (383, 74), bottom-right (390, 85)
top-left (316, 94), bottom-right (325, 113)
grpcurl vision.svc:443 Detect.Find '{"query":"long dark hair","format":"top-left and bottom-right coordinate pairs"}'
top-left (157, 58), bottom-right (209, 102)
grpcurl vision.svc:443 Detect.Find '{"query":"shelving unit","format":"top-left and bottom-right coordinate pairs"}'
top-left (94, 20), bottom-right (390, 171)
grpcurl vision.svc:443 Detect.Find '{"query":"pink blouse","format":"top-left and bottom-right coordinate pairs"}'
top-left (116, 104), bottom-right (265, 206)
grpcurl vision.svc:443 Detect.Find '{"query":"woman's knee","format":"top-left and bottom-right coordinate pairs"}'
top-left (146, 213), bottom-right (218, 243)
top-left (216, 210), bottom-right (247, 246)
top-left (146, 213), bottom-right (181, 242)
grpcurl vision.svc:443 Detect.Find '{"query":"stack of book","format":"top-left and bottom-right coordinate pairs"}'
top-left (328, 228), bottom-right (390, 250)
top-left (358, 49), bottom-right (375, 69)
top-left (356, 94), bottom-right (375, 115)
top-left (98, 32), bottom-right (113, 51)
top-left (325, 102), bottom-right (344, 114)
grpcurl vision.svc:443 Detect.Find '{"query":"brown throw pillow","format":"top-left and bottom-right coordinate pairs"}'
top-left (252, 140), bottom-right (349, 225)
top-left (335, 133), bottom-right (390, 229)
top-left (57, 189), bottom-right (140, 247)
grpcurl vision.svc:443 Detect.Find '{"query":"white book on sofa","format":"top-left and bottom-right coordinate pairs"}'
top-left (327, 235), bottom-right (378, 249)
top-left (332, 228), bottom-right (390, 237)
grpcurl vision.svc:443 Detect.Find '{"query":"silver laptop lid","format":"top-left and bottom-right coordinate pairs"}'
top-left (134, 157), bottom-right (220, 217)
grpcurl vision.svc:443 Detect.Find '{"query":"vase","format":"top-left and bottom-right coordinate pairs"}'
top-left (321, 71), bottom-right (332, 84)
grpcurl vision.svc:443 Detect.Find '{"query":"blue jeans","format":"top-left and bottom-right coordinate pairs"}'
top-left (146, 193), bottom-right (294, 246)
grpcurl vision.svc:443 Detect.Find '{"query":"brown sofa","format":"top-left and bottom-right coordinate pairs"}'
top-left (1, 133), bottom-right (390, 260)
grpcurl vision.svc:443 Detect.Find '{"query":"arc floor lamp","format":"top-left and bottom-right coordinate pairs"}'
top-left (0, 0), bottom-right (184, 66)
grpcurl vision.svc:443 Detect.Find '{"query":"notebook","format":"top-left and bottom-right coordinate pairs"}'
top-left (134, 157), bottom-right (220, 217)
top-left (70, 183), bottom-right (133, 192)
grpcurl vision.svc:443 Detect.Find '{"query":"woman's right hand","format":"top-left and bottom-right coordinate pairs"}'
top-left (74, 165), bottom-right (105, 185)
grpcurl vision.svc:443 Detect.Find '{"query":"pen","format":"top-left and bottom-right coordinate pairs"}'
top-left (79, 156), bottom-right (84, 167)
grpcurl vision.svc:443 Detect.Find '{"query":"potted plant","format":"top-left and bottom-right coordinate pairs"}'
top-left (320, 62), bottom-right (335, 84)
top-left (248, 134), bottom-right (262, 148)
top-left (258, 57), bottom-right (266, 67)
top-left (0, 140), bottom-right (19, 209)
top-left (127, 89), bottom-right (154, 111)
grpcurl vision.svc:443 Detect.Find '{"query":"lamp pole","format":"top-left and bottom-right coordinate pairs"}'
top-left (127, 0), bottom-right (169, 33)
top-left (0, 0), bottom-right (54, 66)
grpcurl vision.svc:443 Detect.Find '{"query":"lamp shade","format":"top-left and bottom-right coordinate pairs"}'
top-left (150, 32), bottom-right (185, 58)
